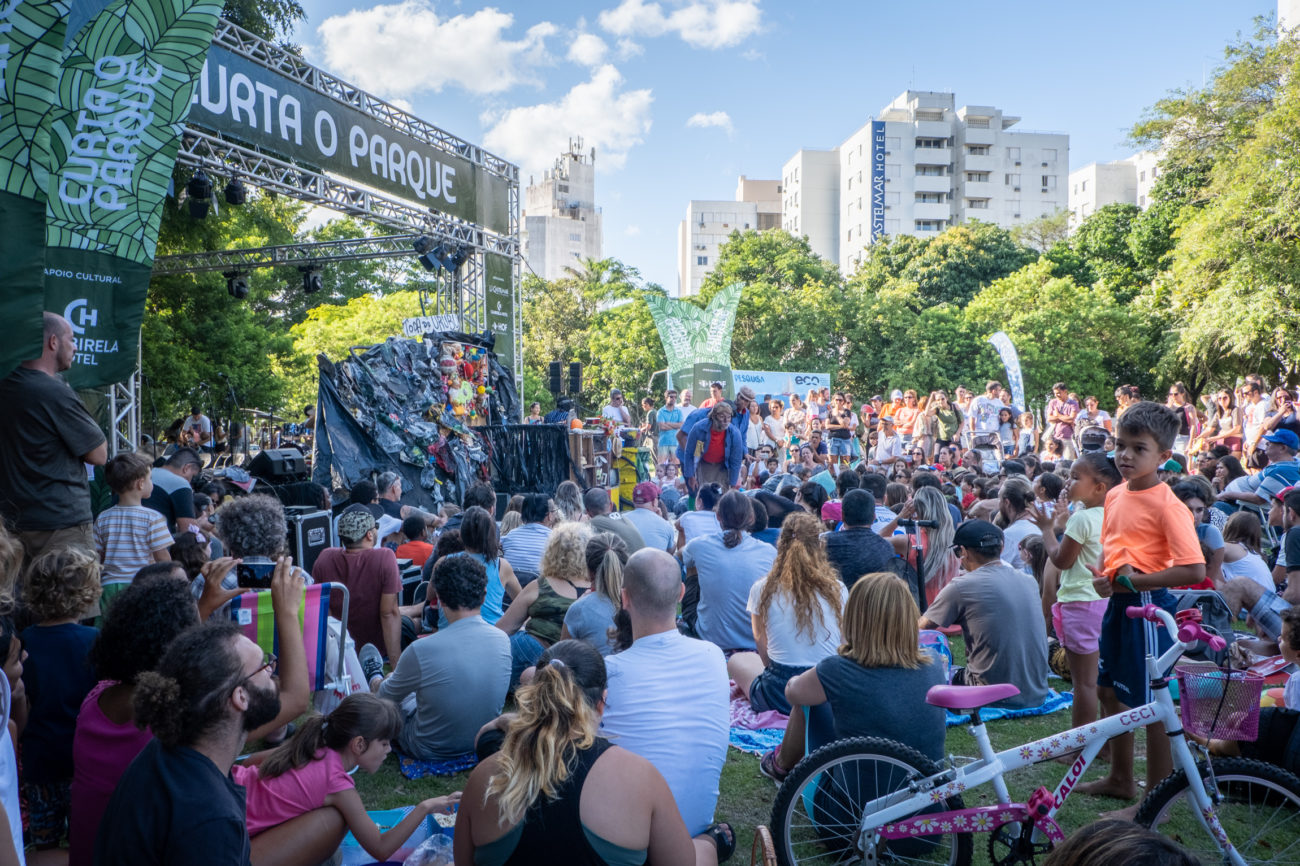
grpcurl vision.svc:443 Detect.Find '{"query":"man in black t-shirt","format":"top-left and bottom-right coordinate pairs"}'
top-left (823, 490), bottom-right (895, 589)
top-left (0, 313), bottom-right (106, 561)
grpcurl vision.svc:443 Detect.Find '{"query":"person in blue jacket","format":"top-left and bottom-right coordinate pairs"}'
top-left (683, 403), bottom-right (745, 491)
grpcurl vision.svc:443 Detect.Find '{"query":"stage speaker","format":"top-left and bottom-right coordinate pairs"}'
top-left (548, 361), bottom-right (562, 394)
top-left (285, 506), bottom-right (333, 573)
top-left (568, 361), bottom-right (582, 395)
top-left (248, 448), bottom-right (308, 482)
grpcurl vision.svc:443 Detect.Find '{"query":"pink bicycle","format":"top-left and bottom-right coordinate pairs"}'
top-left (772, 605), bottom-right (1300, 865)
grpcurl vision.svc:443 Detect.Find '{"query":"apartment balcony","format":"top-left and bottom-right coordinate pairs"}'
top-left (914, 175), bottom-right (951, 194)
top-left (960, 181), bottom-right (997, 198)
top-left (962, 127), bottom-right (996, 146)
top-left (912, 202), bottom-right (953, 221)
top-left (914, 120), bottom-right (952, 139)
top-left (962, 154), bottom-right (998, 173)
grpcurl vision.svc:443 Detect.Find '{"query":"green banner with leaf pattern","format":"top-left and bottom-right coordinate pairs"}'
top-left (42, 0), bottom-right (221, 388)
top-left (644, 282), bottom-right (743, 397)
top-left (0, 0), bottom-right (71, 377)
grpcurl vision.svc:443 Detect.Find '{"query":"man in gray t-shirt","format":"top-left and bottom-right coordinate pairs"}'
top-left (371, 556), bottom-right (510, 759)
top-left (920, 519), bottom-right (1049, 710)
top-left (623, 482), bottom-right (675, 552)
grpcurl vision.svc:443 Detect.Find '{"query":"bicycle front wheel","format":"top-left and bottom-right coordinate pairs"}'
top-left (1135, 757), bottom-right (1300, 864)
top-left (771, 736), bottom-right (973, 866)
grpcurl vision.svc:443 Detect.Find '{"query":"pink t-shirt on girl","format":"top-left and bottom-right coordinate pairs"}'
top-left (233, 748), bottom-right (355, 836)
top-left (69, 681), bottom-right (154, 866)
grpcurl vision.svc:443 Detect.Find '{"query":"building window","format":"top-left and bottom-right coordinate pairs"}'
top-left (569, 233), bottom-right (581, 242)
top-left (1139, 170), bottom-right (1146, 181)
top-left (1139, 195), bottom-right (1146, 207)
top-left (1151, 166), bottom-right (1159, 178)
top-left (965, 171), bottom-right (991, 182)
top-left (914, 219), bottom-right (945, 232)
top-left (558, 183), bottom-right (569, 193)
top-left (966, 144), bottom-right (990, 155)
top-left (916, 137), bottom-right (947, 149)
top-left (1081, 180), bottom-right (1087, 191)
top-left (966, 199), bottom-right (989, 209)
top-left (697, 256), bottom-right (708, 266)
top-left (915, 192), bottom-right (945, 203)
top-left (916, 165), bottom-right (945, 177)
top-left (1005, 173), bottom-right (1020, 186)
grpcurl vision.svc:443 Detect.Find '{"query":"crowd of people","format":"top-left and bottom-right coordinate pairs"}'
top-left (0, 313), bottom-right (1297, 863)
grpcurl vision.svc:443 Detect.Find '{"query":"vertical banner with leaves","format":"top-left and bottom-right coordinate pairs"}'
top-left (644, 282), bottom-right (743, 396)
top-left (42, 0), bottom-right (222, 389)
top-left (0, 0), bottom-right (71, 377)
top-left (988, 330), bottom-right (1027, 411)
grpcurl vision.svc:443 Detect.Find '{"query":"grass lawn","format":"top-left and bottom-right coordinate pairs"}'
top-left (352, 637), bottom-right (1153, 864)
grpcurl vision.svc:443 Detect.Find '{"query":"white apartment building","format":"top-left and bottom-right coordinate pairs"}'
top-left (1067, 150), bottom-right (1161, 230)
top-left (676, 176), bottom-right (782, 297)
top-left (521, 139), bottom-right (603, 281)
top-left (783, 90), bottom-right (1069, 274)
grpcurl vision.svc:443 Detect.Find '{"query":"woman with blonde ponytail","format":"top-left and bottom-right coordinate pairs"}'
top-left (456, 640), bottom-right (730, 865)
top-left (561, 532), bottom-right (629, 655)
top-left (726, 512), bottom-right (846, 716)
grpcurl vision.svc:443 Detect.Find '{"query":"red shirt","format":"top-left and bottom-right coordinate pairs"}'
top-left (313, 547), bottom-right (402, 655)
top-left (395, 540), bottom-right (433, 566)
top-left (702, 429), bottom-right (726, 463)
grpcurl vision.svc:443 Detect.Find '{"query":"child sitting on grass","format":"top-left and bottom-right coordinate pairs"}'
top-left (1077, 402), bottom-right (1206, 815)
top-left (234, 692), bottom-right (459, 864)
top-left (94, 452), bottom-right (172, 611)
top-left (20, 547), bottom-right (101, 853)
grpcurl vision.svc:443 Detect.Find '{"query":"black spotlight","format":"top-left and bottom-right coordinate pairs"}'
top-left (187, 169), bottom-right (212, 219)
top-left (450, 247), bottom-right (470, 270)
top-left (224, 271), bottom-right (249, 300)
top-left (413, 235), bottom-right (441, 272)
top-left (431, 243), bottom-right (453, 271)
top-left (224, 177), bottom-right (247, 205)
top-left (300, 267), bottom-right (323, 294)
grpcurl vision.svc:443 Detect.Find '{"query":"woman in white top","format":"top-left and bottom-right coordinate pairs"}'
top-left (674, 482), bottom-right (722, 551)
top-left (726, 512), bottom-right (845, 715)
top-left (1220, 511), bottom-right (1276, 593)
top-left (997, 476), bottom-right (1041, 575)
top-left (1076, 395), bottom-right (1113, 432)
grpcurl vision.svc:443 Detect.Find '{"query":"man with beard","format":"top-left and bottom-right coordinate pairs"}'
top-left (94, 619), bottom-right (286, 865)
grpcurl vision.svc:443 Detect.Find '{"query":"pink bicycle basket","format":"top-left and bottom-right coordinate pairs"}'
top-left (1175, 662), bottom-right (1264, 741)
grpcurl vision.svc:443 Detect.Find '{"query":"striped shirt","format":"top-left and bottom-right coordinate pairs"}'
top-left (500, 523), bottom-right (551, 577)
top-left (94, 505), bottom-right (171, 585)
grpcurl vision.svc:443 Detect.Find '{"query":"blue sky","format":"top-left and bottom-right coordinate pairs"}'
top-left (292, 0), bottom-right (1275, 292)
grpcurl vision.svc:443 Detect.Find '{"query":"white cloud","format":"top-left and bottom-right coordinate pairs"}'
top-left (482, 65), bottom-right (652, 176)
top-left (388, 96), bottom-right (414, 113)
top-left (598, 0), bottom-right (761, 50)
top-left (686, 110), bottom-right (733, 134)
top-left (624, 224), bottom-right (641, 236)
top-left (567, 32), bottom-right (609, 66)
top-left (616, 38), bottom-right (644, 59)
top-left (741, 47), bottom-right (763, 61)
top-left (317, 2), bottom-right (555, 97)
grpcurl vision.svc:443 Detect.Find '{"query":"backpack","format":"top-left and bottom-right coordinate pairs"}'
top-left (1171, 589), bottom-right (1237, 666)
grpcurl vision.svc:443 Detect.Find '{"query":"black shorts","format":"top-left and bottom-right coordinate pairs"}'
top-left (1097, 589), bottom-right (1177, 708)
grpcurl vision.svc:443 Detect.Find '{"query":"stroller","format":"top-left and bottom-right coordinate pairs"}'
top-left (1078, 426), bottom-right (1109, 454)
top-left (963, 431), bottom-right (1003, 475)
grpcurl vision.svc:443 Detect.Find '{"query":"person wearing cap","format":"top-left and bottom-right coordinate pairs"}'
top-left (623, 482), bottom-right (674, 552)
top-left (312, 506), bottom-right (404, 664)
top-left (601, 389), bottom-right (631, 428)
top-left (1216, 428), bottom-right (1300, 510)
top-left (583, 487), bottom-right (645, 553)
top-left (919, 519), bottom-right (1049, 710)
top-left (873, 416), bottom-right (904, 468)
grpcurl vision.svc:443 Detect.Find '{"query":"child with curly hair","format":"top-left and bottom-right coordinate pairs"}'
top-left (20, 546), bottom-right (101, 852)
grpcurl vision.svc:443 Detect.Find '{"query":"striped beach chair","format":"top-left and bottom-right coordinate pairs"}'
top-left (228, 582), bottom-right (351, 694)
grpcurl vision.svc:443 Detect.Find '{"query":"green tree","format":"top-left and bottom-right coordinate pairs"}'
top-left (856, 222), bottom-right (1035, 308)
top-left (1071, 203), bottom-right (1145, 298)
top-left (1012, 209), bottom-right (1070, 253)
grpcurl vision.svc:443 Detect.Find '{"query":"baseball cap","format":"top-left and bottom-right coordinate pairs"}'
top-left (1275, 485), bottom-right (1295, 502)
top-left (337, 506), bottom-right (377, 543)
top-left (952, 519), bottom-right (1004, 550)
top-left (820, 500), bottom-right (843, 523)
top-left (1159, 459), bottom-right (1183, 472)
top-left (890, 389), bottom-right (904, 400)
top-left (633, 481), bottom-right (661, 504)
top-left (880, 415), bottom-right (895, 425)
top-left (871, 395), bottom-right (883, 402)
top-left (1263, 429), bottom-right (1300, 450)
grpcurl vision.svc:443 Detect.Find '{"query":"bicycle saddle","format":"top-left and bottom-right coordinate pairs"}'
top-left (925, 683), bottom-right (1021, 711)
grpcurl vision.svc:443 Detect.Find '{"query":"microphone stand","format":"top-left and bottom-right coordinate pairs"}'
top-left (897, 518), bottom-right (939, 612)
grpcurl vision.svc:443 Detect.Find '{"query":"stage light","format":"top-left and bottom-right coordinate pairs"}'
top-left (224, 177), bottom-right (247, 205)
top-left (224, 271), bottom-right (249, 299)
top-left (187, 169), bottom-right (212, 219)
top-left (188, 197), bottom-right (210, 218)
top-left (413, 235), bottom-right (441, 271)
top-left (450, 247), bottom-right (470, 269)
top-left (300, 267), bottom-right (323, 294)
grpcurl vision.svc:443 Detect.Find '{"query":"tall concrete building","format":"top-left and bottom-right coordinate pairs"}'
top-left (783, 90), bottom-right (1069, 274)
top-left (521, 139), bottom-right (603, 281)
top-left (1067, 151), bottom-right (1161, 230)
top-left (676, 176), bottom-right (782, 297)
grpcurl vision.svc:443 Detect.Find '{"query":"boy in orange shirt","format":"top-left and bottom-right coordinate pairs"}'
top-left (1078, 401), bottom-right (1205, 812)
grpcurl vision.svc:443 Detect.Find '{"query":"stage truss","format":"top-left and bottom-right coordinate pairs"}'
top-left (113, 19), bottom-right (523, 455)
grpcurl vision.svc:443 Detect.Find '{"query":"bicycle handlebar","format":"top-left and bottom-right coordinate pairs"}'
top-left (1125, 604), bottom-right (1227, 651)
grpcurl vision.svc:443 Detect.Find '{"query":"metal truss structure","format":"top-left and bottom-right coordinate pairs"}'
top-left (108, 19), bottom-right (523, 453)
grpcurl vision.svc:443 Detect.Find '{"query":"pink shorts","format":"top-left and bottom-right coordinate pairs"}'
top-left (1052, 599), bottom-right (1108, 655)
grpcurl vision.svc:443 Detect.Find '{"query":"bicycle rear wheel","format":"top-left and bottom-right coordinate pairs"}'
top-left (1135, 757), bottom-right (1300, 864)
top-left (771, 736), bottom-right (973, 866)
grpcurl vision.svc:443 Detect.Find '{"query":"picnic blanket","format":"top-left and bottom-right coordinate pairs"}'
top-left (396, 751), bottom-right (477, 779)
top-left (727, 686), bottom-right (788, 755)
top-left (944, 689), bottom-right (1073, 727)
top-left (729, 727), bottom-right (786, 756)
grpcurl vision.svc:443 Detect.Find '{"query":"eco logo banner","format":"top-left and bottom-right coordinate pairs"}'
top-left (0, 0), bottom-right (71, 378)
top-left (644, 282), bottom-right (743, 397)
top-left (43, 0), bottom-right (222, 388)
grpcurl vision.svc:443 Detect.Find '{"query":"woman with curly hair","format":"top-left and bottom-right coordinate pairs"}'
top-left (20, 547), bottom-right (102, 854)
top-left (726, 512), bottom-right (846, 716)
top-left (496, 523), bottom-right (593, 688)
top-left (456, 639), bottom-right (727, 865)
